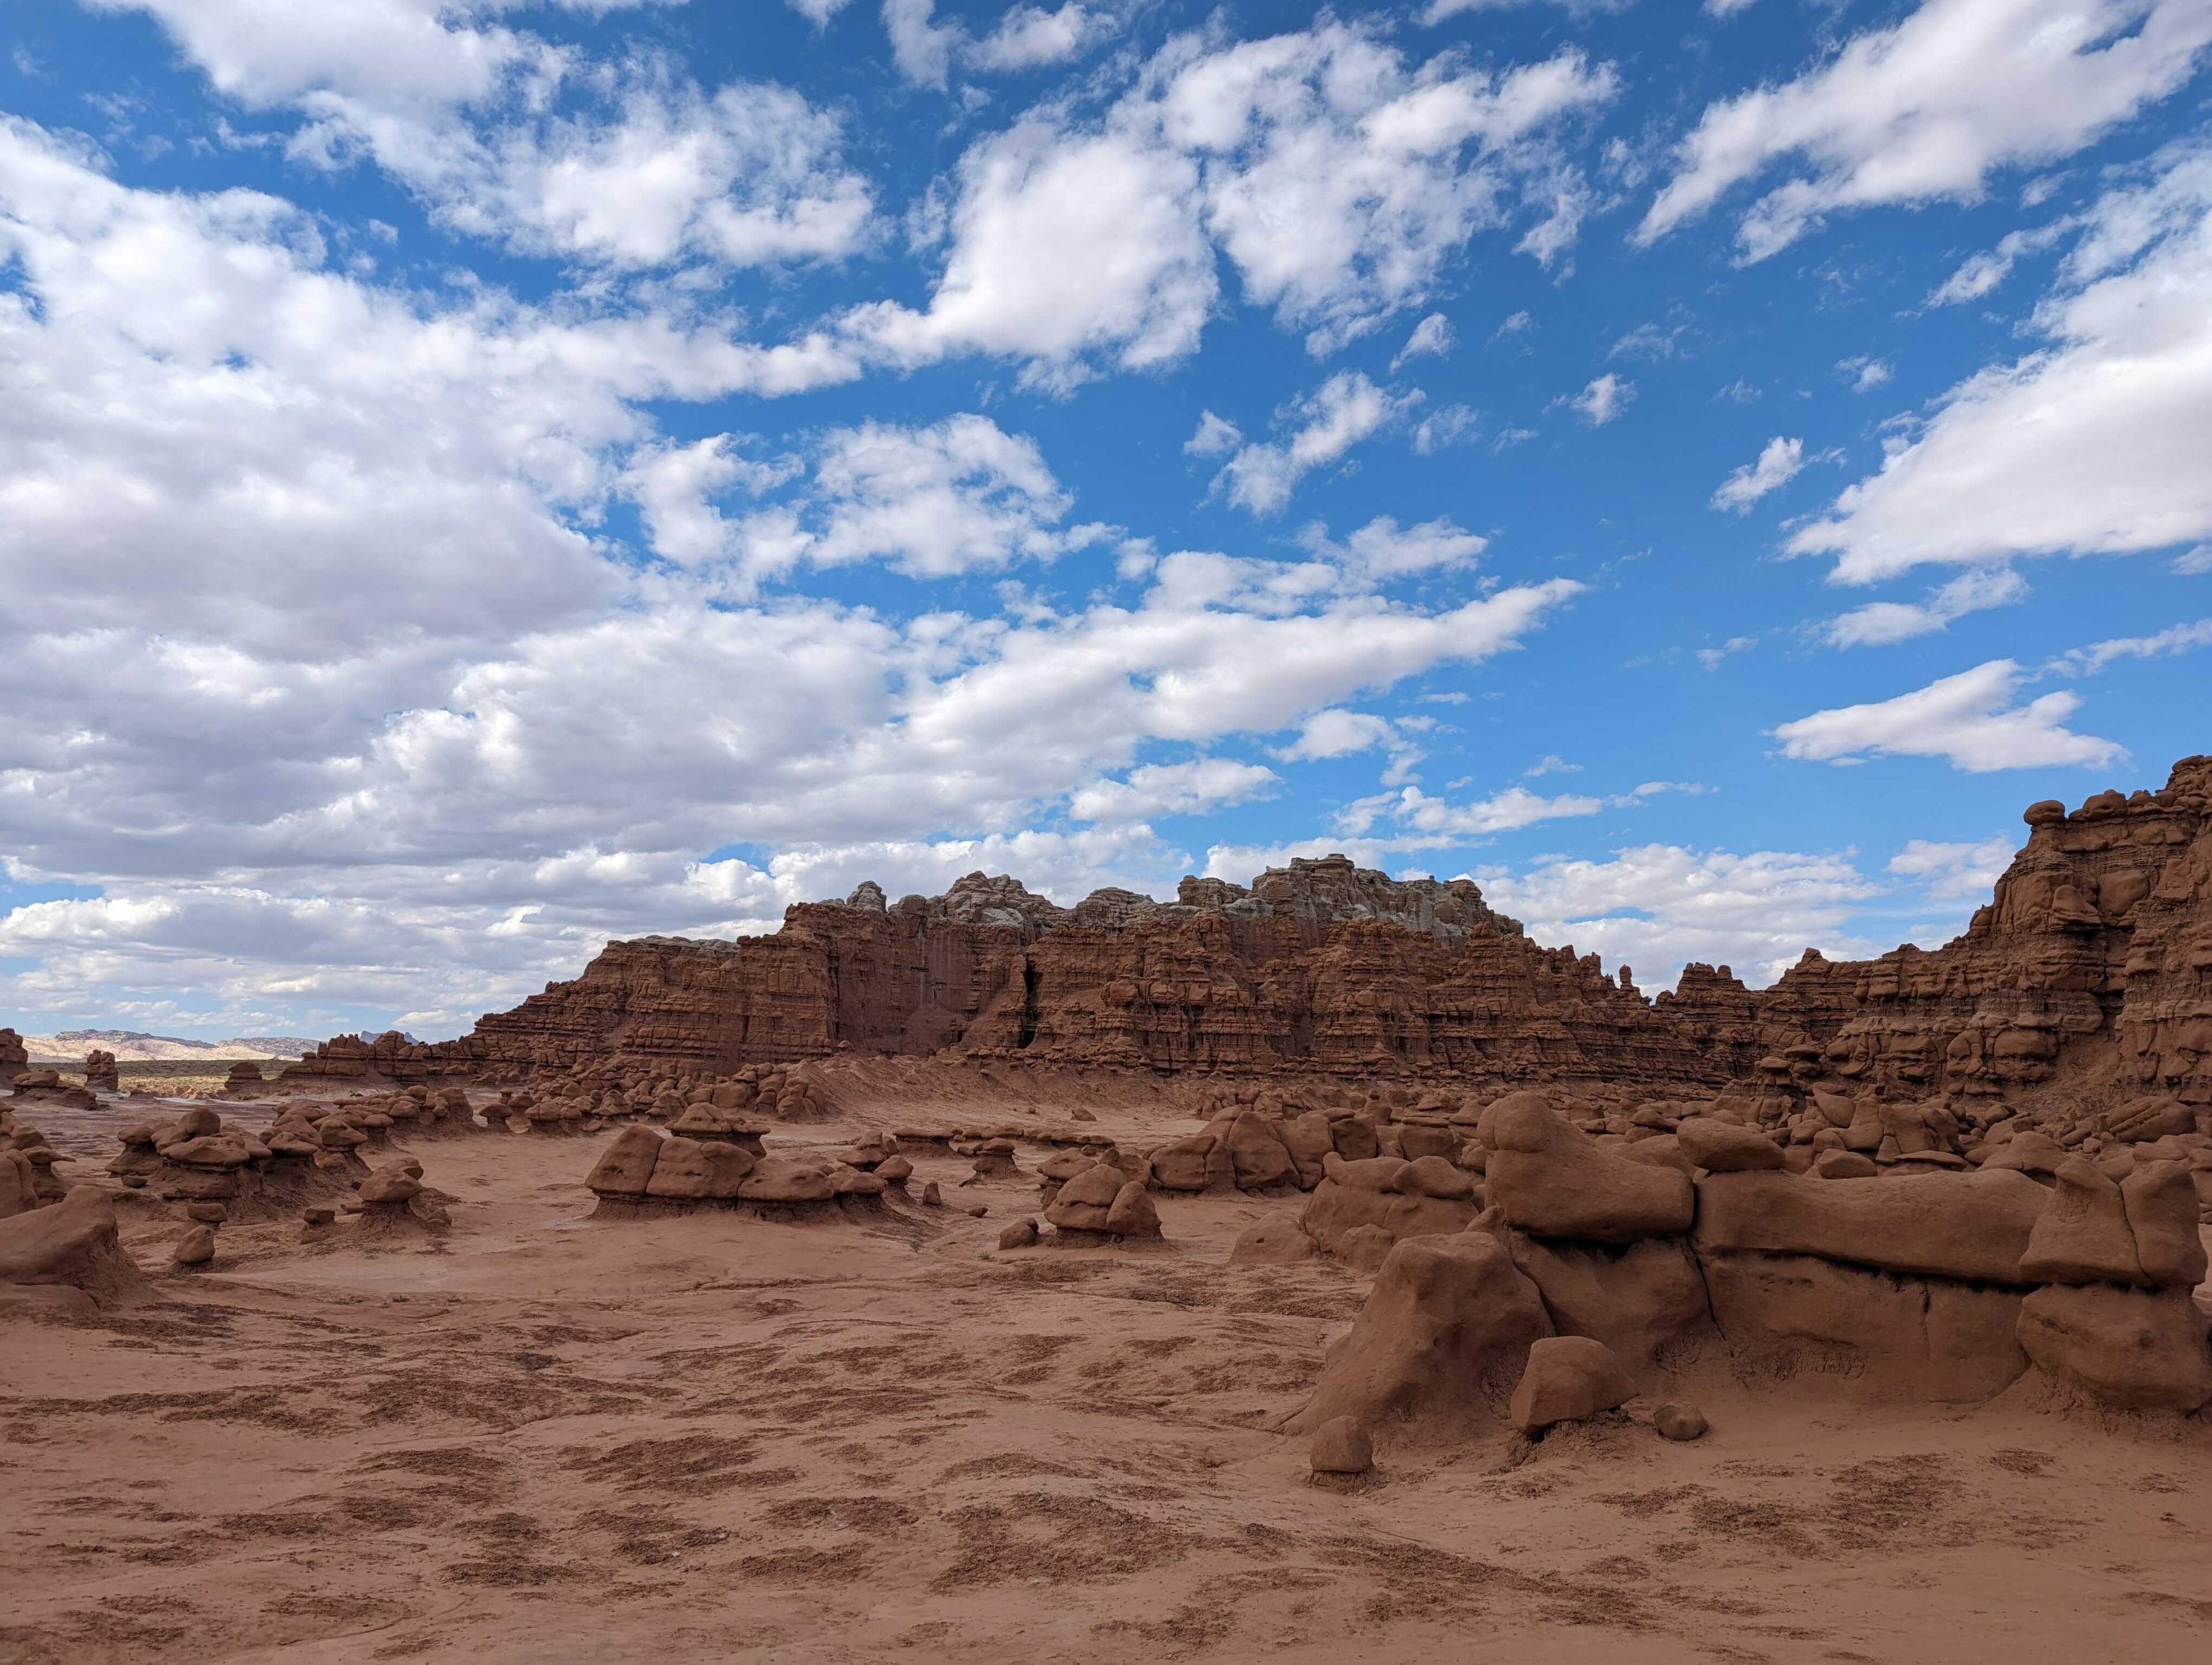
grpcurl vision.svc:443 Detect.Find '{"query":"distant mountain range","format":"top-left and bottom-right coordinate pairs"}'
top-left (18, 1029), bottom-right (319, 1062)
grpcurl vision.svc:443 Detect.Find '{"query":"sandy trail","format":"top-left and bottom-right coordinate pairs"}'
top-left (5, 1120), bottom-right (2211, 1663)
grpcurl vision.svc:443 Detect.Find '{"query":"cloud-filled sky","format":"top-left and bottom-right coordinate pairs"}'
top-left (2, 0), bottom-right (2208, 1041)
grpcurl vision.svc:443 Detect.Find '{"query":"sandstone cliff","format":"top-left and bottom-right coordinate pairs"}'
top-left (319, 758), bottom-right (2212, 1106)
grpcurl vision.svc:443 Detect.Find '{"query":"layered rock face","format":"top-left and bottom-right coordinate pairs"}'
top-left (356, 758), bottom-right (2212, 1108)
top-left (1813, 757), bottom-right (2212, 1108)
top-left (450, 857), bottom-right (1718, 1087)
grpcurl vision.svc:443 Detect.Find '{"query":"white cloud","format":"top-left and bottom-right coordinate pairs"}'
top-left (1705, 0), bottom-right (1762, 14)
top-left (843, 109), bottom-right (1215, 388)
top-left (1696, 635), bottom-right (1758, 670)
top-left (1278, 709), bottom-right (1399, 761)
top-left (1067, 758), bottom-right (1279, 822)
top-left (1637, 0), bottom-right (2212, 260)
top-left (1392, 311), bottom-right (1455, 369)
top-left (1928, 220), bottom-right (2073, 304)
top-left (1301, 515), bottom-right (1489, 583)
top-left (1772, 659), bottom-right (2124, 771)
top-left (789, 0), bottom-right (854, 24)
top-left (1821, 567), bottom-right (2028, 647)
top-left (1184, 410), bottom-right (1242, 457)
top-left (1157, 23), bottom-right (1619, 352)
top-left (1789, 143), bottom-right (2212, 581)
top-left (1840, 355), bottom-right (1892, 390)
top-left (1476, 843), bottom-right (1885, 988)
top-left (1562, 371), bottom-right (1633, 426)
top-left (850, 22), bottom-right (1615, 378)
top-left (1387, 784), bottom-right (1605, 836)
top-left (90, 1), bottom-right (879, 269)
top-left (1410, 404), bottom-right (1482, 454)
top-left (2175, 544), bottom-right (2212, 574)
top-left (802, 415), bottom-right (1093, 579)
top-left (2051, 616), bottom-right (2212, 674)
top-left (1888, 835), bottom-right (2016, 899)
top-left (1524, 753), bottom-right (1581, 777)
top-left (1710, 435), bottom-right (1804, 511)
top-left (0, 109), bottom-right (1596, 1031)
top-left (621, 435), bottom-right (798, 568)
top-left (1216, 373), bottom-right (1410, 514)
top-left (883, 0), bottom-right (1101, 88)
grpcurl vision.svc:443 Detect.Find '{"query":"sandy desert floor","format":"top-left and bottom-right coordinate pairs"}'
top-left (5, 1101), bottom-right (2212, 1664)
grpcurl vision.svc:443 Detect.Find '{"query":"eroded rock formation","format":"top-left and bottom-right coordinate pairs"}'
top-left (286, 757), bottom-right (2212, 1119)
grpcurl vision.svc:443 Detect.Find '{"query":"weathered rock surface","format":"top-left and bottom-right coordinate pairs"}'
top-left (1484, 1094), bottom-right (1694, 1243)
top-left (2017, 1285), bottom-right (2212, 1412)
top-left (0, 1188), bottom-right (150, 1305)
top-left (1694, 1169), bottom-right (2046, 1284)
top-left (1509, 1336), bottom-right (1634, 1433)
top-left (1285, 1233), bottom-right (1551, 1438)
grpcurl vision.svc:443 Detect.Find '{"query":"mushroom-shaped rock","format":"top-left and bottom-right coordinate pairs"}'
top-left (1308, 1416), bottom-right (1374, 1476)
top-left (1510, 1336), bottom-right (1634, 1434)
top-left (1676, 1118), bottom-right (1786, 1173)
top-left (1104, 1181), bottom-right (1161, 1239)
top-left (359, 1169), bottom-right (423, 1205)
top-left (1286, 1232), bottom-right (1552, 1437)
top-left (164, 1134), bottom-right (257, 1170)
top-left (969, 1139), bottom-right (1020, 1181)
top-left (1486, 1094), bottom-right (1694, 1243)
top-left (876, 1155), bottom-right (913, 1186)
top-left (173, 1107), bottom-right (222, 1141)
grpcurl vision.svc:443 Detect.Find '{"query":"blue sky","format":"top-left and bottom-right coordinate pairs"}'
top-left (2, 0), bottom-right (2208, 1042)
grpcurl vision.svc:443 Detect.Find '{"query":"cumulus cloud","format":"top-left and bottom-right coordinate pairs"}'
top-left (1638, 0), bottom-right (2212, 260)
top-left (1184, 411), bottom-right (1242, 457)
top-left (1821, 568), bottom-right (2029, 647)
top-left (1711, 435), bottom-right (1804, 511)
top-left (89, 0), bottom-right (878, 269)
top-left (842, 20), bottom-right (1621, 380)
top-left (1888, 835), bottom-right (2017, 899)
top-left (1772, 660), bottom-right (2123, 771)
top-left (882, 1), bottom-right (1103, 89)
top-left (1476, 844), bottom-right (1885, 987)
top-left (0, 107), bottom-right (1602, 1032)
top-left (1789, 143), bottom-right (2212, 581)
top-left (1560, 372), bottom-right (1633, 426)
top-left (1301, 515), bottom-right (1490, 583)
top-left (1215, 373), bottom-right (1411, 514)
top-left (1277, 710), bottom-right (1399, 761)
top-left (1067, 758), bottom-right (1280, 823)
top-left (842, 107), bottom-right (1215, 388)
